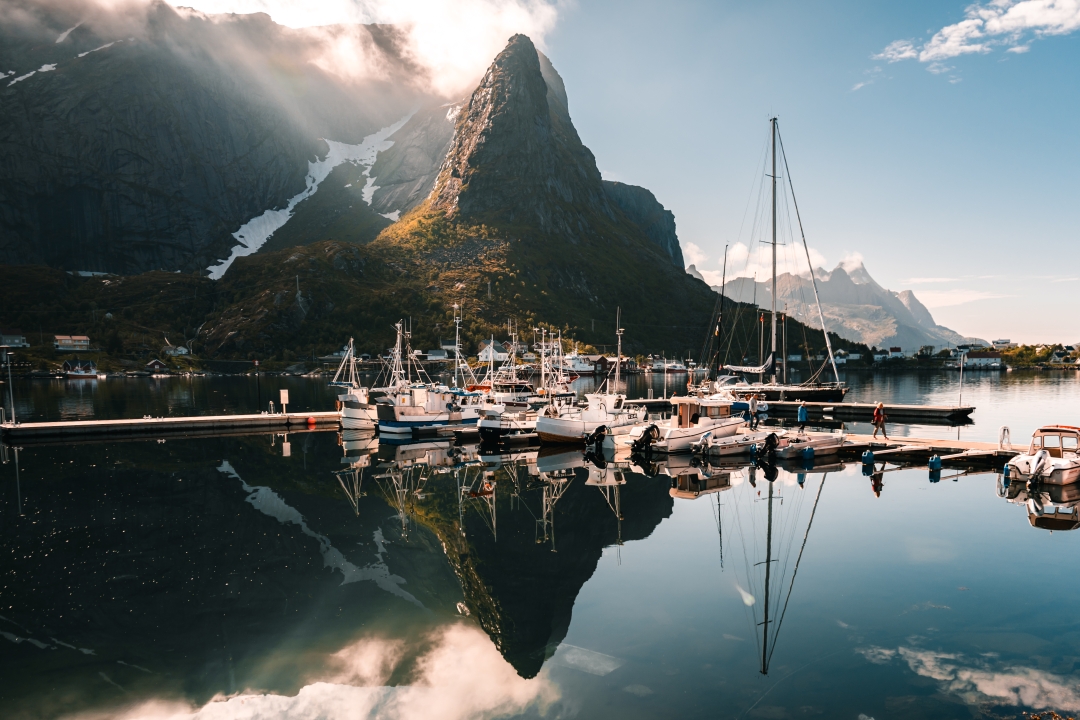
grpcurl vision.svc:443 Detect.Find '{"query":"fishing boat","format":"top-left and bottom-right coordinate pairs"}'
top-left (535, 318), bottom-right (646, 444)
top-left (1007, 426), bottom-right (1080, 485)
top-left (330, 339), bottom-right (377, 430)
top-left (619, 396), bottom-right (743, 454)
top-left (695, 118), bottom-right (847, 404)
top-left (62, 359), bottom-right (98, 379)
top-left (375, 321), bottom-right (484, 437)
top-left (477, 328), bottom-right (575, 443)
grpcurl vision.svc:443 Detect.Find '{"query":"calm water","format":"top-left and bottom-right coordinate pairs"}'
top-left (1, 371), bottom-right (1078, 719)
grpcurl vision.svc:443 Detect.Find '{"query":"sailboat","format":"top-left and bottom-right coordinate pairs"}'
top-left (330, 338), bottom-right (377, 430)
top-left (699, 118), bottom-right (847, 404)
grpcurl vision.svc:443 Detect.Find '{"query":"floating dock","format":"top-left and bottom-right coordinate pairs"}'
top-left (838, 433), bottom-right (1018, 467)
top-left (768, 401), bottom-right (974, 422)
top-left (0, 411), bottom-right (341, 443)
top-left (626, 398), bottom-right (975, 423)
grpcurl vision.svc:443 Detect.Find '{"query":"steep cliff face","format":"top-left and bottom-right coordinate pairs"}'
top-left (602, 181), bottom-right (684, 268)
top-left (429, 34), bottom-right (616, 236)
top-left (0, 0), bottom-right (421, 274)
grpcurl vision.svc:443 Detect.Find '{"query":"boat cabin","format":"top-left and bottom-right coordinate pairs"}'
top-left (1028, 426), bottom-right (1080, 458)
top-left (670, 397), bottom-right (731, 428)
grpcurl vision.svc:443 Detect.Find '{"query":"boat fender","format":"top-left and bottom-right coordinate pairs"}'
top-left (801, 447), bottom-right (815, 460)
top-left (1002, 464), bottom-right (1011, 482)
top-left (928, 455), bottom-right (942, 471)
top-left (749, 443), bottom-right (757, 457)
top-left (336, 400), bottom-right (342, 411)
top-left (307, 416), bottom-right (316, 427)
top-left (929, 468), bottom-right (941, 483)
top-left (861, 450), bottom-right (874, 465)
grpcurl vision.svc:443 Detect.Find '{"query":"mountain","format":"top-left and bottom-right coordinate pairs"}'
top-left (0, 0), bottom-right (424, 274)
top-left (715, 260), bottom-right (984, 350)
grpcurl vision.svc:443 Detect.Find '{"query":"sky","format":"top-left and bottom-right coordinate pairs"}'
top-left (167, 0), bottom-right (1080, 344)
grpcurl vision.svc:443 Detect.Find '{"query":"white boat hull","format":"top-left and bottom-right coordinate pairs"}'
top-left (774, 432), bottom-right (845, 459)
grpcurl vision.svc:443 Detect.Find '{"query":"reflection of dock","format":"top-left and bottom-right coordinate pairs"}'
top-left (1, 412), bottom-right (341, 442)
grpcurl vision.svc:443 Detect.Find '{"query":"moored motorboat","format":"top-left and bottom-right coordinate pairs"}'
top-left (772, 430), bottom-right (846, 459)
top-left (1007, 426), bottom-right (1080, 486)
top-left (693, 428), bottom-right (787, 457)
top-left (618, 396), bottom-right (743, 454)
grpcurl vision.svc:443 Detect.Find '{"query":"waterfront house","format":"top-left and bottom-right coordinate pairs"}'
top-left (1050, 349), bottom-right (1070, 364)
top-left (0, 329), bottom-right (29, 348)
top-left (146, 359), bottom-right (169, 373)
top-left (847, 353), bottom-right (862, 361)
top-left (426, 349), bottom-right (448, 360)
top-left (964, 351), bottom-right (1002, 369)
top-left (787, 354), bottom-right (803, 362)
top-left (888, 347), bottom-right (905, 359)
top-left (834, 350), bottom-right (848, 365)
top-left (164, 345), bottom-right (189, 357)
top-left (873, 352), bottom-right (888, 362)
top-left (477, 340), bottom-right (512, 363)
top-left (54, 335), bottom-right (90, 351)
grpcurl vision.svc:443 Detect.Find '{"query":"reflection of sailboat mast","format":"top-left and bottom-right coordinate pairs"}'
top-left (759, 481), bottom-right (774, 675)
top-left (335, 466), bottom-right (366, 516)
top-left (768, 474), bottom-right (826, 669)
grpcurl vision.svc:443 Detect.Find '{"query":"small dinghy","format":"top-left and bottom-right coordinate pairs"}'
top-left (691, 429), bottom-right (786, 457)
top-left (1007, 426), bottom-right (1080, 485)
top-left (772, 430), bottom-right (846, 459)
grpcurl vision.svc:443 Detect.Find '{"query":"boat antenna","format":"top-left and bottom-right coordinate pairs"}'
top-left (777, 125), bottom-right (839, 384)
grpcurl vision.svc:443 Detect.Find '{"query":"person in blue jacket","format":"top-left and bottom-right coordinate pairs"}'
top-left (797, 401), bottom-right (808, 432)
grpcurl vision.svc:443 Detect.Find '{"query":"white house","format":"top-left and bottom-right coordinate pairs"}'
top-left (164, 345), bottom-right (189, 357)
top-left (787, 354), bottom-right (802, 362)
top-left (847, 353), bottom-right (862, 361)
top-left (0, 329), bottom-right (29, 348)
top-left (426, 349), bottom-right (448, 360)
top-left (888, 347), bottom-right (906, 359)
top-left (873, 352), bottom-right (888, 362)
top-left (477, 340), bottom-right (511, 363)
top-left (964, 351), bottom-right (1002, 368)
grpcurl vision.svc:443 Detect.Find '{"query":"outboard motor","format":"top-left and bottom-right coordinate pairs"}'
top-left (630, 424), bottom-right (660, 454)
top-left (585, 425), bottom-right (610, 453)
top-left (1031, 449), bottom-right (1051, 478)
top-left (762, 432), bottom-right (780, 455)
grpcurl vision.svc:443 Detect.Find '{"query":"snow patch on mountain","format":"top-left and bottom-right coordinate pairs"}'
top-left (207, 112), bottom-right (413, 279)
top-left (77, 41), bottom-right (119, 58)
top-left (55, 22), bottom-right (83, 43)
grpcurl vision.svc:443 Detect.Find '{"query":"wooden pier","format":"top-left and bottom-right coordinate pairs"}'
top-left (838, 433), bottom-right (1018, 468)
top-left (0, 411), bottom-right (341, 443)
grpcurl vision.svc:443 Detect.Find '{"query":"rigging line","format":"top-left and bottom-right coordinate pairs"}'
top-left (739, 647), bottom-right (848, 720)
top-left (777, 125), bottom-right (839, 384)
top-left (731, 480), bottom-right (763, 661)
top-left (767, 474), bottom-right (828, 667)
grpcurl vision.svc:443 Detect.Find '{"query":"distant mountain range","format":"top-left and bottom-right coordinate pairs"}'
top-left (686, 260), bottom-right (985, 350)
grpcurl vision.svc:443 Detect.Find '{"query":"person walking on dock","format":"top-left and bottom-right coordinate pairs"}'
top-left (748, 394), bottom-right (759, 430)
top-left (872, 402), bottom-right (888, 440)
top-left (797, 401), bottom-right (808, 432)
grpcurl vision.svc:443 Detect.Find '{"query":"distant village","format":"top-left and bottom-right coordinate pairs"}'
top-left (3, 327), bottom-right (1077, 377)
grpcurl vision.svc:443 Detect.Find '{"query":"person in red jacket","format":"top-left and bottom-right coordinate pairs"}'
top-left (872, 402), bottom-right (888, 439)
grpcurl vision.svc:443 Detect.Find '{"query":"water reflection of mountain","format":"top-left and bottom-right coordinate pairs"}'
top-left (0, 432), bottom-right (463, 717)
top-left (407, 448), bottom-right (675, 679)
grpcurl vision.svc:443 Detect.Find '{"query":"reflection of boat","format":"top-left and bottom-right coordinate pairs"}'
top-left (1000, 473), bottom-right (1080, 531)
top-left (620, 396), bottom-right (743, 454)
top-left (1007, 426), bottom-right (1080, 485)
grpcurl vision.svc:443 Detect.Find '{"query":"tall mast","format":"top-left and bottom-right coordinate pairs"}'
top-left (614, 308), bottom-right (623, 393)
top-left (770, 117), bottom-right (778, 384)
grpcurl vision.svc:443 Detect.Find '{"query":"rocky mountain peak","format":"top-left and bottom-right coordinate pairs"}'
top-left (428, 34), bottom-right (613, 236)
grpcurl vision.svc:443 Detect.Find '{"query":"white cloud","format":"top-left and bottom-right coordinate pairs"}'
top-left (726, 241), bottom-right (828, 281)
top-left (873, 39), bottom-right (918, 62)
top-left (915, 288), bottom-right (1011, 308)
top-left (77, 624), bottom-right (560, 720)
top-left (165, 0), bottom-right (562, 97)
top-left (875, 1), bottom-right (1080, 68)
top-left (901, 277), bottom-right (959, 284)
top-left (683, 242), bottom-right (708, 266)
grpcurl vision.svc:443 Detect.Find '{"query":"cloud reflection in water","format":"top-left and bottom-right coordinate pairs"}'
top-left (68, 625), bottom-right (558, 720)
